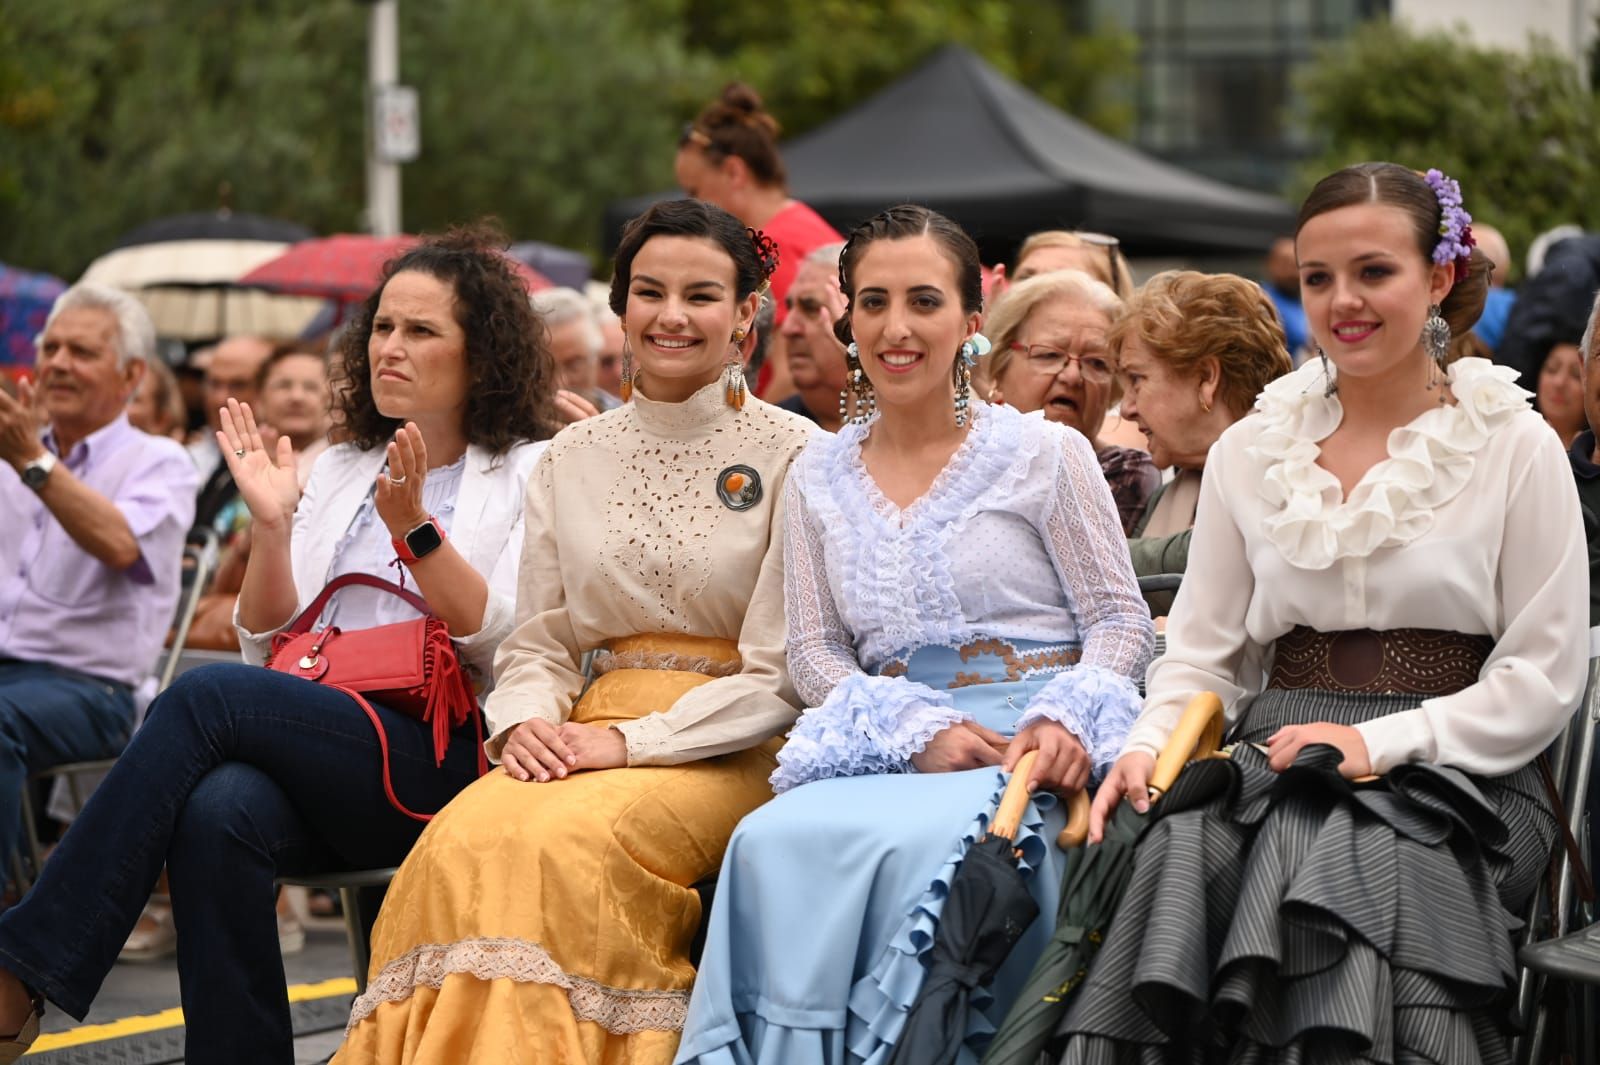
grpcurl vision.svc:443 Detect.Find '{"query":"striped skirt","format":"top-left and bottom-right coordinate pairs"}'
top-left (1053, 687), bottom-right (1554, 1064)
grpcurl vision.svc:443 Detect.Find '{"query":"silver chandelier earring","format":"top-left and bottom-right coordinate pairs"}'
top-left (1422, 302), bottom-right (1451, 372)
top-left (1317, 345), bottom-right (1337, 397)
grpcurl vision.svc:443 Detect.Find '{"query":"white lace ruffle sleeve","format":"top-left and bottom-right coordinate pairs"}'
top-left (773, 403), bottom-right (1154, 791)
top-left (1123, 357), bottom-right (1589, 776)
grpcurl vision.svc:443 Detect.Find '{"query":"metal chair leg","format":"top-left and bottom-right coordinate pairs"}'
top-left (340, 886), bottom-right (370, 994)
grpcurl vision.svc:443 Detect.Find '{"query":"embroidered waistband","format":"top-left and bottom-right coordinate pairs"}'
top-left (1267, 626), bottom-right (1492, 697)
top-left (590, 634), bottom-right (742, 679)
top-left (878, 638), bottom-right (1082, 690)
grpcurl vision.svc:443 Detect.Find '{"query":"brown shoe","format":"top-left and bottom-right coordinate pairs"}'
top-left (0, 996), bottom-right (41, 1064)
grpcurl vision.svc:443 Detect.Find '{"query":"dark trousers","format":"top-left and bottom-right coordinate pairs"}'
top-left (0, 663), bottom-right (483, 1065)
top-left (0, 660), bottom-right (135, 868)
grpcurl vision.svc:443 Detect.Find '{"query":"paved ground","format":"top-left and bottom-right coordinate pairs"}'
top-left (33, 918), bottom-right (358, 1063)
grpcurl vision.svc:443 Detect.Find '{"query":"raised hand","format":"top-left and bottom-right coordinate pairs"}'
top-left (0, 377), bottom-right (45, 471)
top-left (554, 389), bottom-right (601, 424)
top-left (374, 422), bottom-right (430, 540)
top-left (217, 399), bottom-right (299, 529)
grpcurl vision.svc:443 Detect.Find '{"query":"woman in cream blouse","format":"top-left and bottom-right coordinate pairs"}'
top-left (1051, 164), bottom-right (1588, 1060)
top-left (334, 201), bottom-right (815, 1065)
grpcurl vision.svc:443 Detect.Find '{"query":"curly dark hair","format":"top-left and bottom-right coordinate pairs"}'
top-left (608, 200), bottom-right (779, 316)
top-left (335, 222), bottom-right (560, 454)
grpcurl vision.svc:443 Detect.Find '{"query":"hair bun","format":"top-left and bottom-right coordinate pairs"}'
top-left (748, 228), bottom-right (780, 284)
top-left (713, 82), bottom-right (780, 138)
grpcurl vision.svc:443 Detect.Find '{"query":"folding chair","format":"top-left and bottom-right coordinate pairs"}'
top-left (1514, 626), bottom-right (1600, 1064)
top-left (12, 528), bottom-right (221, 890)
top-left (277, 868), bottom-right (397, 993)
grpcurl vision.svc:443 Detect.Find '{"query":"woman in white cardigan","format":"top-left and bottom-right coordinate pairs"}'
top-left (0, 226), bottom-right (559, 1065)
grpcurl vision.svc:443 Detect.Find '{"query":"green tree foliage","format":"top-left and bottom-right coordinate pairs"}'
top-left (0, 0), bottom-right (1132, 281)
top-left (1296, 20), bottom-right (1600, 278)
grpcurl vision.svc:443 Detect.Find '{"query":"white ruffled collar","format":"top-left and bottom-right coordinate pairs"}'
top-left (1247, 356), bottom-right (1530, 570)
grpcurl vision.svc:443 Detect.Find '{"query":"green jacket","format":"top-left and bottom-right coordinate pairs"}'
top-left (1127, 478), bottom-right (1193, 616)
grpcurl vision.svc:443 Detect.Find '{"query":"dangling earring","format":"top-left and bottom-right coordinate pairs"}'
top-left (841, 342), bottom-right (876, 425)
top-left (954, 338), bottom-right (977, 428)
top-left (1317, 345), bottom-right (1337, 398)
top-left (1422, 302), bottom-right (1450, 387)
top-left (723, 329), bottom-right (747, 411)
top-left (619, 333), bottom-right (635, 403)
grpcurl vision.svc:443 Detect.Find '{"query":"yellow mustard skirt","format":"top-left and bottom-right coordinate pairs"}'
top-left (333, 635), bottom-right (782, 1065)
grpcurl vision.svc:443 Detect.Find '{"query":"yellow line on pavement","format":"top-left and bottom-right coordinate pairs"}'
top-left (28, 977), bottom-right (357, 1052)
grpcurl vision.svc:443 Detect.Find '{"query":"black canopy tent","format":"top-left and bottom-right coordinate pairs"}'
top-left (604, 45), bottom-right (1294, 264)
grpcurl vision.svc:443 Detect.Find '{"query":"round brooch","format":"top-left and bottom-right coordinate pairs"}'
top-left (716, 465), bottom-right (762, 511)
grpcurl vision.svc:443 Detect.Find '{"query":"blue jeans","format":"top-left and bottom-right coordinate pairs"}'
top-left (0, 663), bottom-right (484, 1065)
top-left (0, 659), bottom-right (135, 868)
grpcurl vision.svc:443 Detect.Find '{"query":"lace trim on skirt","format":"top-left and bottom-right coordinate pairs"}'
top-left (346, 936), bottom-right (690, 1034)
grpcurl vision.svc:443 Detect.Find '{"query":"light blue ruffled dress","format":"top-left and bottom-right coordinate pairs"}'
top-left (676, 403), bottom-right (1155, 1065)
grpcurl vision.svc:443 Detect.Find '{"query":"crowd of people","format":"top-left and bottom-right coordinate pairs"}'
top-left (0, 80), bottom-right (1595, 1065)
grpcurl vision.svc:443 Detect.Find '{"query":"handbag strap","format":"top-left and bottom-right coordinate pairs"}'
top-left (285, 573), bottom-right (433, 637)
top-left (328, 683), bottom-right (486, 824)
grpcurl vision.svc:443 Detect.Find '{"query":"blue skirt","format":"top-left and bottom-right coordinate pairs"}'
top-left (676, 644), bottom-right (1071, 1065)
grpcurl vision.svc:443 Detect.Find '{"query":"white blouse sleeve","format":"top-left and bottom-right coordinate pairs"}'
top-left (1014, 427), bottom-right (1155, 773)
top-left (770, 471), bottom-right (967, 792)
top-left (1122, 438), bottom-right (1266, 760)
top-left (1355, 424), bottom-right (1589, 774)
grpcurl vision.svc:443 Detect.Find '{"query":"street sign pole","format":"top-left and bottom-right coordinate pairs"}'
top-left (365, 0), bottom-right (402, 237)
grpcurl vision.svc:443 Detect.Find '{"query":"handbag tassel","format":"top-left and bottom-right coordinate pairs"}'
top-left (424, 623), bottom-right (477, 767)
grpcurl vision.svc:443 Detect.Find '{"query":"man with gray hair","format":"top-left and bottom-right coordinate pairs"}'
top-left (775, 242), bottom-right (849, 432)
top-left (0, 283), bottom-right (197, 867)
top-left (533, 286), bottom-right (622, 422)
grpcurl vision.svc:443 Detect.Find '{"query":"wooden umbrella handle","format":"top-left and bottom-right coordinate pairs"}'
top-left (1057, 790), bottom-right (1091, 848)
top-left (1149, 692), bottom-right (1225, 798)
top-left (990, 750), bottom-right (1039, 841)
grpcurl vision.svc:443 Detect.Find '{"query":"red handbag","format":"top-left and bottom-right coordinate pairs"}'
top-left (266, 572), bottom-right (487, 822)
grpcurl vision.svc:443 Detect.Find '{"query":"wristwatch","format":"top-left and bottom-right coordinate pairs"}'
top-left (392, 516), bottom-right (446, 564)
top-left (20, 452), bottom-right (56, 491)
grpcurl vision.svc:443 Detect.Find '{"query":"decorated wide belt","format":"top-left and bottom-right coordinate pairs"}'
top-left (589, 634), bottom-right (741, 679)
top-left (1267, 626), bottom-right (1492, 697)
top-left (877, 638), bottom-right (1082, 690)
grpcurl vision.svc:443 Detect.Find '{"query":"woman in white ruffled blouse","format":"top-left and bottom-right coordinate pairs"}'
top-left (676, 207), bottom-right (1154, 1064)
top-left (1047, 164), bottom-right (1588, 1061)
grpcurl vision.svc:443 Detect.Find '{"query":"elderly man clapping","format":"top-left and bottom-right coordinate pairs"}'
top-left (0, 284), bottom-right (197, 868)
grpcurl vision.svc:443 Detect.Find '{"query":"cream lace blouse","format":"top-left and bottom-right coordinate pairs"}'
top-left (484, 382), bottom-right (816, 765)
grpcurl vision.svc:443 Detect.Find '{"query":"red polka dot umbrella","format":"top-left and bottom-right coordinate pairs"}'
top-left (239, 234), bottom-right (551, 308)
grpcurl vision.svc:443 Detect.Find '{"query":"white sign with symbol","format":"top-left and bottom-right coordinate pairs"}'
top-left (374, 85), bottom-right (420, 164)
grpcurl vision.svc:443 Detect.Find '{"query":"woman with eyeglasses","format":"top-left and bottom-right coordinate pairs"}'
top-left (981, 270), bottom-right (1159, 534)
top-left (675, 82), bottom-right (841, 401)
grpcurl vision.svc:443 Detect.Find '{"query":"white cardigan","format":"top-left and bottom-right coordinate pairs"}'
top-left (235, 440), bottom-right (546, 689)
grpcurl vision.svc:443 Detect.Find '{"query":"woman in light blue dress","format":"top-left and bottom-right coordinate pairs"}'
top-left (676, 206), bottom-right (1153, 1065)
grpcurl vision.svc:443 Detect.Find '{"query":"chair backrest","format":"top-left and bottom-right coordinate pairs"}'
top-left (155, 527), bottom-right (221, 693)
top-left (1548, 626), bottom-right (1600, 934)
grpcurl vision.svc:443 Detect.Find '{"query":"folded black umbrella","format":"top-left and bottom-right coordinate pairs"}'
top-left (982, 693), bottom-right (1227, 1065)
top-left (887, 752), bottom-right (1054, 1065)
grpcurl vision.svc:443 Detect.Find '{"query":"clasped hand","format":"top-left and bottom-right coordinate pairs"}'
top-left (911, 718), bottom-right (1091, 796)
top-left (501, 718), bottom-right (628, 782)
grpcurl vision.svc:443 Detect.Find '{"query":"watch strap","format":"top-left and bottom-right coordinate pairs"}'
top-left (392, 516), bottom-right (445, 564)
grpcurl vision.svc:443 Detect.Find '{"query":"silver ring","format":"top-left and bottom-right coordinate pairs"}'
top-left (233, 449), bottom-right (247, 458)
top-left (388, 474), bottom-right (407, 486)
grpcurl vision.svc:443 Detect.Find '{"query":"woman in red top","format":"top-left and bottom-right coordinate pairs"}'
top-left (675, 82), bottom-right (842, 400)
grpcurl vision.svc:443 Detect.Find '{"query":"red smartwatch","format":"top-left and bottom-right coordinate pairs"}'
top-left (392, 516), bottom-right (446, 564)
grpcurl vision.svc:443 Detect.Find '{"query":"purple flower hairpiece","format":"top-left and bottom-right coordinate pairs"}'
top-left (1424, 168), bottom-right (1476, 275)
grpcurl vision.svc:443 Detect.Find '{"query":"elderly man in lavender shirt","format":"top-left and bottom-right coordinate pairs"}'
top-left (0, 283), bottom-right (196, 866)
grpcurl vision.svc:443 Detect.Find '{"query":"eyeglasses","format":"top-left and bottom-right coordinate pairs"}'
top-left (1074, 231), bottom-right (1125, 294)
top-left (1008, 342), bottom-right (1114, 384)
